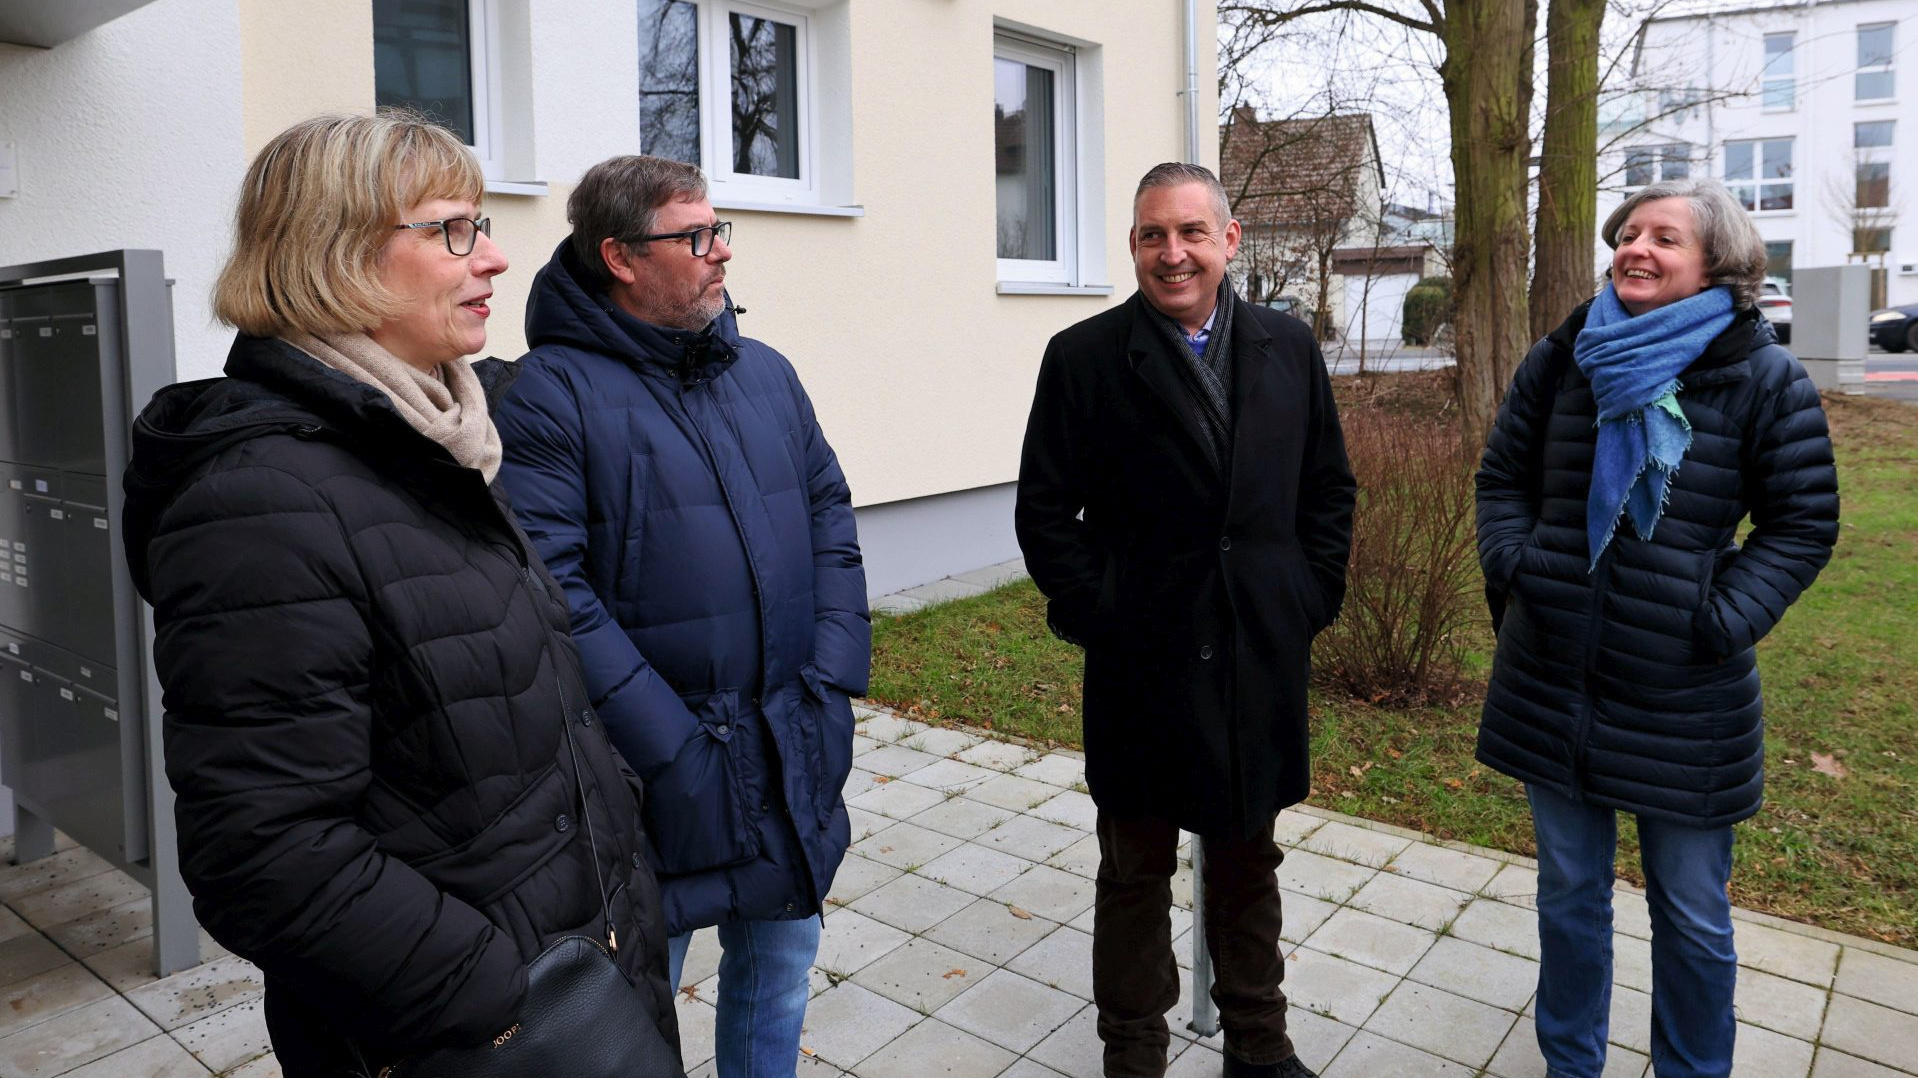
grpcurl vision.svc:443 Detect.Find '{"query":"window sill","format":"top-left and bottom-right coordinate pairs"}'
top-left (997, 282), bottom-right (1115, 296)
top-left (485, 179), bottom-right (550, 197)
top-left (1854, 97), bottom-right (1898, 106)
top-left (710, 198), bottom-right (865, 218)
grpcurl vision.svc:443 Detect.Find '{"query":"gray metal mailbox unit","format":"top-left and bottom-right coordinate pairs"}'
top-left (0, 250), bottom-right (197, 976)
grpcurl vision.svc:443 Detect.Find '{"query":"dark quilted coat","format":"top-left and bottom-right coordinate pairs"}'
top-left (122, 337), bottom-right (680, 1077)
top-left (1475, 303), bottom-right (1838, 826)
top-left (493, 241), bottom-right (870, 936)
top-left (1016, 294), bottom-right (1355, 840)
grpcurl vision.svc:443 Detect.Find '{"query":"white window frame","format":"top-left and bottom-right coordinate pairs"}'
top-left (644, 0), bottom-right (821, 205)
top-left (1761, 32), bottom-right (1795, 110)
top-left (1624, 143), bottom-right (1690, 188)
top-left (994, 32), bottom-right (1079, 286)
top-left (468, 0), bottom-right (505, 181)
top-left (1724, 137), bottom-right (1794, 213)
top-left (1856, 22), bottom-right (1896, 102)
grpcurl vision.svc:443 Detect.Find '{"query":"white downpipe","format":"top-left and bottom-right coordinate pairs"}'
top-left (1183, 0), bottom-right (1203, 163)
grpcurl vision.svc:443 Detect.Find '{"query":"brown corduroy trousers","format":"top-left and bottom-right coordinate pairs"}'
top-left (1091, 811), bottom-right (1294, 1077)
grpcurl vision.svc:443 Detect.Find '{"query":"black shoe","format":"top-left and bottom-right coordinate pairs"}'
top-left (1222, 1049), bottom-right (1320, 1078)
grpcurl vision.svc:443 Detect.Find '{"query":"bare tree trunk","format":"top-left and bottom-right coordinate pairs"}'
top-left (1441, 0), bottom-right (1538, 446)
top-left (1531, 0), bottom-right (1605, 341)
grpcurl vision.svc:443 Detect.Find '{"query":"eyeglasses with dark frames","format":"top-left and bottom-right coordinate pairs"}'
top-left (633, 221), bottom-right (732, 257)
top-left (393, 216), bottom-right (492, 256)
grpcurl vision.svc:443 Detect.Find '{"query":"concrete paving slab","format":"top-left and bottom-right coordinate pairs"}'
top-left (62, 1034), bottom-right (211, 1077)
top-left (1740, 919), bottom-right (1845, 988)
top-left (1613, 930), bottom-right (1653, 993)
top-left (849, 1016), bottom-right (1014, 1078)
top-left (1276, 848), bottom-right (1376, 904)
top-left (924, 898), bottom-right (1060, 967)
top-left (1836, 947), bottom-right (1918, 1016)
top-left (1014, 754), bottom-right (1086, 789)
top-left (1363, 981), bottom-right (1518, 1068)
top-left (955, 739), bottom-right (1038, 772)
top-left (1731, 1020), bottom-right (1816, 1078)
top-left (1820, 994), bottom-right (1918, 1072)
top-left (1478, 862), bottom-right (1540, 909)
top-left (853, 713), bottom-right (926, 744)
top-left (1047, 834), bottom-right (1101, 880)
top-left (1006, 926), bottom-right (1094, 1000)
top-left (1811, 1046), bottom-right (1914, 1076)
top-left (0, 932), bottom-right (71, 990)
top-left (0, 962), bottom-right (115, 1038)
top-left (1029, 791), bottom-right (1098, 832)
top-left (1449, 897), bottom-right (1542, 961)
top-left (1285, 1005), bottom-right (1362, 1074)
top-left (967, 773), bottom-right (1063, 813)
top-left (1024, 1004), bottom-right (1102, 1078)
top-left (900, 726), bottom-right (984, 758)
top-left (1299, 820), bottom-right (1414, 868)
top-left (1346, 871), bottom-right (1471, 932)
top-left (991, 865), bottom-right (1096, 924)
top-left (1606, 983), bottom-right (1654, 1054)
top-left (122, 952), bottom-right (264, 1032)
top-left (1281, 947), bottom-right (1403, 1028)
top-left (800, 982), bottom-right (922, 1070)
top-left (899, 578), bottom-right (990, 605)
top-left (949, 559), bottom-right (1028, 588)
top-left (857, 743), bottom-right (946, 780)
top-left (1405, 936), bottom-right (1538, 1012)
top-left (975, 813), bottom-right (1083, 864)
top-left (869, 593), bottom-right (927, 615)
top-left (1486, 1016), bottom-right (1649, 1078)
top-left (824, 853), bottom-right (904, 909)
top-left (1322, 1030), bottom-right (1476, 1076)
top-left (1383, 843), bottom-right (1504, 894)
top-left (937, 969), bottom-right (1085, 1053)
top-left (848, 873), bottom-right (977, 935)
top-left (814, 910), bottom-right (911, 977)
top-left (850, 937), bottom-right (987, 1013)
top-left (0, 995), bottom-right (160, 1078)
top-left (1274, 810), bottom-right (1327, 846)
top-left (678, 926), bottom-right (724, 988)
top-left (847, 778), bottom-right (949, 821)
top-left (901, 758), bottom-right (997, 794)
top-left (921, 843), bottom-right (1033, 897)
top-left (1277, 891), bottom-right (1341, 947)
top-left (12, 873), bottom-right (148, 933)
top-left (1736, 965), bottom-right (1832, 1041)
top-left (1303, 906), bottom-right (1439, 976)
top-left (908, 797), bottom-right (1018, 842)
top-left (172, 997), bottom-right (272, 1073)
top-left (850, 821), bottom-right (965, 871)
top-left (675, 991), bottom-right (716, 1069)
top-left (0, 848), bottom-right (117, 904)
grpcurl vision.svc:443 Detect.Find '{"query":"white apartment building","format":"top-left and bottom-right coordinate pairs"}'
top-left (1607, 0), bottom-right (1916, 310)
top-left (0, 0), bottom-right (1219, 596)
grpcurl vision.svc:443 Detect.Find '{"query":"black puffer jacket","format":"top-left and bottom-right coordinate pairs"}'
top-left (122, 337), bottom-right (679, 1076)
top-left (1475, 304), bottom-right (1838, 826)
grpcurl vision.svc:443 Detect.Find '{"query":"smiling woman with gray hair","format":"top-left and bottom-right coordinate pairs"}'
top-left (1473, 177), bottom-right (1838, 1078)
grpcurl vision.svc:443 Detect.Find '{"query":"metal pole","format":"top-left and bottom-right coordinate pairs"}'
top-left (1186, 834), bottom-right (1220, 1037)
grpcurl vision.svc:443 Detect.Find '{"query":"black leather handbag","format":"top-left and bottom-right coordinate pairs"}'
top-left (379, 721), bottom-right (685, 1078)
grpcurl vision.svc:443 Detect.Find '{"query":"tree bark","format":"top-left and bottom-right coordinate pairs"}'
top-left (1531, 0), bottom-right (1606, 342)
top-left (1440, 0), bottom-right (1538, 447)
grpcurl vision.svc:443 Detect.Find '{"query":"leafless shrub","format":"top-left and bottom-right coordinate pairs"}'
top-left (1315, 407), bottom-right (1479, 706)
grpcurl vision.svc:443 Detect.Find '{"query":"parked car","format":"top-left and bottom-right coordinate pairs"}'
top-left (1261, 296), bottom-right (1302, 317)
top-left (1757, 276), bottom-right (1792, 344)
top-left (1870, 302), bottom-right (1918, 352)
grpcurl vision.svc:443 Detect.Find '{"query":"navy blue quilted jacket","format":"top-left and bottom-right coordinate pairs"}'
top-left (1475, 303), bottom-right (1838, 826)
top-left (493, 240), bottom-right (870, 935)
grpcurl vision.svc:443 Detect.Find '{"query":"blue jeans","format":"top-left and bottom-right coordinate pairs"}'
top-left (668, 916), bottom-right (821, 1078)
top-left (1528, 784), bottom-right (1737, 1078)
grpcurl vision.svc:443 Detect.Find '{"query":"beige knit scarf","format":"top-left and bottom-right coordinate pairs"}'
top-left (284, 332), bottom-right (502, 483)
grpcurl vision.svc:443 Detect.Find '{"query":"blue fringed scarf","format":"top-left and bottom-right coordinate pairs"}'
top-left (1573, 283), bottom-right (1735, 569)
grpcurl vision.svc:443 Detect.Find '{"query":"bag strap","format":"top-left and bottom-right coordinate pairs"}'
top-left (559, 692), bottom-right (619, 955)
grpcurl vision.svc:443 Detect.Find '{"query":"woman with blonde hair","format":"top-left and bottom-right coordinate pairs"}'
top-left (122, 111), bottom-right (680, 1076)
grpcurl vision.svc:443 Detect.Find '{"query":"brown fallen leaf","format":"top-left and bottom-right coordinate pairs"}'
top-left (680, 985), bottom-right (700, 1000)
top-left (872, 775), bottom-right (893, 784)
top-left (878, 846), bottom-right (894, 854)
top-left (1810, 752), bottom-right (1849, 779)
top-left (1443, 778), bottom-right (1463, 789)
top-left (941, 968), bottom-right (968, 979)
top-left (800, 1047), bottom-right (816, 1057)
top-left (1008, 905), bottom-right (1033, 920)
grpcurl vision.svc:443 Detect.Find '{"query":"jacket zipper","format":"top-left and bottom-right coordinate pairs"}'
top-left (673, 380), bottom-right (824, 915)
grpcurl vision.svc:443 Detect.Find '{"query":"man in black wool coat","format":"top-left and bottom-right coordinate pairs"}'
top-left (1015, 161), bottom-right (1356, 1078)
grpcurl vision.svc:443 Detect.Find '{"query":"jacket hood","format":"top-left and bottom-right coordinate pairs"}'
top-left (524, 238), bottom-right (744, 386)
top-left (122, 336), bottom-right (520, 599)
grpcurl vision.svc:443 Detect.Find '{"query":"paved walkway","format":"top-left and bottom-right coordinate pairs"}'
top-left (0, 708), bottom-right (1913, 1077)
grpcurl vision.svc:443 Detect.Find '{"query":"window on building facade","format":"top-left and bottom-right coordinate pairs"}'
top-left (1765, 240), bottom-right (1793, 283)
top-left (1854, 227), bottom-right (1893, 255)
top-left (1858, 160), bottom-right (1891, 209)
top-left (1725, 138), bottom-right (1793, 211)
top-left (1624, 144), bottom-right (1691, 187)
top-left (639, 0), bottom-right (816, 200)
top-left (374, 0), bottom-right (502, 175)
top-left (1857, 23), bottom-right (1895, 101)
top-left (995, 33), bottom-right (1077, 283)
top-left (1856, 120), bottom-right (1896, 148)
top-left (1762, 32), bottom-right (1796, 109)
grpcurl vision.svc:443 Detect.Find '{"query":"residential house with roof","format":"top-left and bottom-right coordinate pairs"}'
top-left (1220, 107), bottom-right (1445, 345)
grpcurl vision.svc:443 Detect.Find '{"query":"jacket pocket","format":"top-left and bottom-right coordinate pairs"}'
top-left (800, 666), bottom-right (855, 830)
top-left (643, 691), bottom-right (761, 875)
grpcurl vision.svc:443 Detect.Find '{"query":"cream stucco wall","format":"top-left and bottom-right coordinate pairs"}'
top-left (0, 0), bottom-right (245, 374)
top-left (4, 0), bottom-right (1218, 510)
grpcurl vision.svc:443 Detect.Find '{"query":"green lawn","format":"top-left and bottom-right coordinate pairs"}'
top-left (867, 389), bottom-right (1918, 946)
